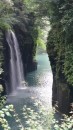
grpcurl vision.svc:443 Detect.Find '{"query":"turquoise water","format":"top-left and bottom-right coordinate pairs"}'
top-left (25, 53), bottom-right (52, 87)
top-left (6, 52), bottom-right (53, 130)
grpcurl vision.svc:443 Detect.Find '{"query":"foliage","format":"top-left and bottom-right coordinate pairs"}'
top-left (0, 31), bottom-right (4, 70)
top-left (0, 85), bottom-right (14, 130)
top-left (0, 104), bottom-right (14, 130)
top-left (22, 100), bottom-right (53, 130)
top-left (47, 0), bottom-right (73, 85)
top-left (0, 1), bottom-right (17, 30)
top-left (21, 0), bottom-right (50, 51)
top-left (54, 115), bottom-right (73, 130)
top-left (53, 105), bottom-right (73, 130)
top-left (23, 0), bottom-right (39, 13)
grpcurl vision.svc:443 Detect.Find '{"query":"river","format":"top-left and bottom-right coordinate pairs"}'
top-left (7, 52), bottom-right (53, 130)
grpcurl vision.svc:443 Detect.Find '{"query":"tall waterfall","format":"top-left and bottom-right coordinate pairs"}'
top-left (6, 30), bottom-right (24, 94)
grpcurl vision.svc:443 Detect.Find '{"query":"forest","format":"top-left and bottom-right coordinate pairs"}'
top-left (0, 0), bottom-right (73, 130)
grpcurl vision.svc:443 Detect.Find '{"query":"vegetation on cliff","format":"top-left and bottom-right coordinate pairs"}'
top-left (47, 0), bottom-right (73, 86)
top-left (0, 0), bottom-right (73, 129)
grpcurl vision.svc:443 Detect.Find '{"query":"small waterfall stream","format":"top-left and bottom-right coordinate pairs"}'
top-left (6, 30), bottom-right (24, 94)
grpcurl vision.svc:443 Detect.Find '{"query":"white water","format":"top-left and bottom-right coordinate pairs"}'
top-left (6, 30), bottom-right (24, 94)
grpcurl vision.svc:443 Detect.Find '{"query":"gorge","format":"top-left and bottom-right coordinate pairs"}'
top-left (0, 0), bottom-right (73, 129)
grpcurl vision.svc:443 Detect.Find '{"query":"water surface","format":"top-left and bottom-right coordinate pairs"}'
top-left (7, 52), bottom-right (53, 130)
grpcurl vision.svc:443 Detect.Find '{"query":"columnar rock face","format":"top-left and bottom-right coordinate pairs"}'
top-left (14, 25), bottom-right (37, 74)
top-left (52, 76), bottom-right (70, 113)
top-left (47, 53), bottom-right (71, 113)
top-left (47, 30), bottom-right (72, 114)
top-left (13, 15), bottom-right (37, 74)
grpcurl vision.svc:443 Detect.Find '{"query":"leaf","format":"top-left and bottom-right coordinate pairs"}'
top-left (5, 112), bottom-right (11, 117)
top-left (0, 113), bottom-right (5, 118)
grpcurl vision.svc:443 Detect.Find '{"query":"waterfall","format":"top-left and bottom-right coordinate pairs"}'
top-left (6, 30), bottom-right (25, 94)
